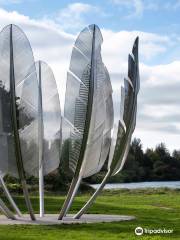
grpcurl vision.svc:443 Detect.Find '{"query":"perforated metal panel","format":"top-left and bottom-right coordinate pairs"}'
top-left (0, 24), bottom-right (39, 178)
top-left (109, 37), bottom-right (140, 176)
top-left (64, 24), bottom-right (114, 179)
top-left (82, 63), bottom-right (114, 177)
top-left (36, 61), bottom-right (61, 176)
top-left (64, 25), bottom-right (93, 174)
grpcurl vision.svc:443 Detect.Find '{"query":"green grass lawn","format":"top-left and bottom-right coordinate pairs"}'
top-left (0, 188), bottom-right (180, 240)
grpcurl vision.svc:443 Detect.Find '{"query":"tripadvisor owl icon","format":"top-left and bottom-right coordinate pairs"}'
top-left (135, 227), bottom-right (144, 236)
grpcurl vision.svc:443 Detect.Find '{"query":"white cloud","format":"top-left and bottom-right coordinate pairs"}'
top-left (134, 129), bottom-right (180, 152)
top-left (101, 29), bottom-right (171, 72)
top-left (142, 61), bottom-right (180, 86)
top-left (100, 28), bottom-right (180, 150)
top-left (55, 3), bottom-right (100, 32)
top-left (140, 104), bottom-right (180, 119)
top-left (0, 7), bottom-right (74, 110)
top-left (0, 7), bottom-right (180, 151)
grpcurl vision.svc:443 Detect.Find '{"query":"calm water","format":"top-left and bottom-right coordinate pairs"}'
top-left (91, 181), bottom-right (180, 189)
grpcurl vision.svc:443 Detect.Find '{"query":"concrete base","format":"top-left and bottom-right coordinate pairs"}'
top-left (0, 214), bottom-right (135, 225)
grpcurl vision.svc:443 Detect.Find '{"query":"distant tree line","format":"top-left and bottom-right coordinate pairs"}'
top-left (87, 138), bottom-right (180, 184)
top-left (4, 138), bottom-right (180, 193)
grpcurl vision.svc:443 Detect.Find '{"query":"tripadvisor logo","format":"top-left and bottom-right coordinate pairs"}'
top-left (135, 226), bottom-right (173, 236)
top-left (135, 227), bottom-right (143, 236)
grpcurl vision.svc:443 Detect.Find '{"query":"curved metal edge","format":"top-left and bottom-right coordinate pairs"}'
top-left (37, 61), bottom-right (44, 218)
top-left (0, 174), bottom-right (22, 217)
top-left (111, 36), bottom-right (139, 176)
top-left (58, 25), bottom-right (96, 220)
top-left (74, 36), bottom-right (140, 219)
top-left (9, 24), bottom-right (36, 221)
top-left (74, 170), bottom-right (111, 219)
top-left (0, 197), bottom-right (16, 220)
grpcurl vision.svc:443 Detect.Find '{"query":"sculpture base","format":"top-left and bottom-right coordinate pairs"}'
top-left (0, 214), bottom-right (135, 225)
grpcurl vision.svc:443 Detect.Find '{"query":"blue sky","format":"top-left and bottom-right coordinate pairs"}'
top-left (2, 0), bottom-right (180, 35)
top-left (0, 0), bottom-right (180, 151)
top-left (1, 0), bottom-right (180, 66)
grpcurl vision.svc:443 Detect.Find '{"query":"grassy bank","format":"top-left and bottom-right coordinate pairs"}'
top-left (0, 188), bottom-right (180, 239)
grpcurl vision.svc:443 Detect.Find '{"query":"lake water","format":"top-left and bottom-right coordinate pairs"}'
top-left (91, 181), bottom-right (180, 189)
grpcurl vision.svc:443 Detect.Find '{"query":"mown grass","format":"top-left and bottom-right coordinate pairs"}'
top-left (0, 188), bottom-right (180, 240)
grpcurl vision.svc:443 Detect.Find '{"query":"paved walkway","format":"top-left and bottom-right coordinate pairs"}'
top-left (0, 214), bottom-right (135, 225)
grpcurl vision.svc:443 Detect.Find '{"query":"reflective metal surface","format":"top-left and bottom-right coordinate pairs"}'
top-left (74, 37), bottom-right (140, 219)
top-left (36, 61), bottom-right (61, 217)
top-left (59, 24), bottom-right (113, 219)
top-left (0, 24), bottom-right (38, 220)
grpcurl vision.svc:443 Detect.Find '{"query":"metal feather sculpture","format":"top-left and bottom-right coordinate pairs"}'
top-left (0, 79), bottom-right (22, 218)
top-left (0, 25), bottom-right (23, 219)
top-left (0, 173), bottom-right (22, 217)
top-left (74, 36), bottom-right (140, 219)
top-left (0, 24), bottom-right (39, 220)
top-left (59, 24), bottom-right (114, 219)
top-left (36, 61), bottom-right (61, 217)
